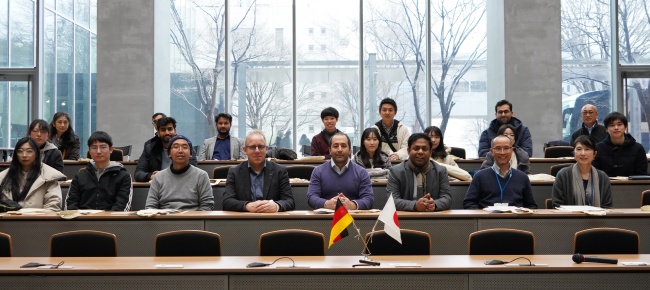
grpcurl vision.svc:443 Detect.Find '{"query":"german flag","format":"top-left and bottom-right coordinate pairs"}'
top-left (328, 198), bottom-right (353, 248)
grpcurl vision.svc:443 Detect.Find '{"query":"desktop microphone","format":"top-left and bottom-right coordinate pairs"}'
top-left (572, 253), bottom-right (618, 264)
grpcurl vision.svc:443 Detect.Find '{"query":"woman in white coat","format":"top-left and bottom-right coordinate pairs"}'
top-left (0, 137), bottom-right (65, 211)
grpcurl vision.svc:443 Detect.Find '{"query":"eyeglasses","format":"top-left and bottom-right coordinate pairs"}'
top-left (89, 145), bottom-right (110, 152)
top-left (581, 111), bottom-right (596, 116)
top-left (16, 149), bottom-right (35, 155)
top-left (491, 146), bottom-right (513, 153)
top-left (496, 110), bottom-right (511, 115)
top-left (30, 129), bottom-right (48, 135)
top-left (246, 145), bottom-right (266, 151)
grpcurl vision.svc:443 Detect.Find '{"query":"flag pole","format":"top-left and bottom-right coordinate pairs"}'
top-left (351, 219), bottom-right (380, 266)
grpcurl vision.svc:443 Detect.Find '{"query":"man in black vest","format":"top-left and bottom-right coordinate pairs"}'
top-left (372, 98), bottom-right (410, 161)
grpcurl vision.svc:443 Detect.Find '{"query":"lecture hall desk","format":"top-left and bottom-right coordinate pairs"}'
top-left (0, 255), bottom-right (649, 289)
top-left (2, 209), bottom-right (650, 257)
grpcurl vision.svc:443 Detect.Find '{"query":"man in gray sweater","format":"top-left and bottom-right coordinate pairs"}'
top-left (145, 135), bottom-right (214, 211)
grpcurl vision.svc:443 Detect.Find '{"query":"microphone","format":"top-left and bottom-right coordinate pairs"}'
top-left (572, 253), bottom-right (618, 264)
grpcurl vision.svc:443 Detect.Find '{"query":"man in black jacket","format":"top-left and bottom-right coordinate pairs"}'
top-left (65, 131), bottom-right (133, 211)
top-left (135, 117), bottom-right (197, 182)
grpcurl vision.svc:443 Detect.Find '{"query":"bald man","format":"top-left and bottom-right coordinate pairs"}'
top-left (463, 135), bottom-right (537, 209)
top-left (570, 104), bottom-right (607, 145)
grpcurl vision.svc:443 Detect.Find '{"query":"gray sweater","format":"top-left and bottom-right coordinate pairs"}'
top-left (551, 166), bottom-right (612, 208)
top-left (145, 165), bottom-right (214, 211)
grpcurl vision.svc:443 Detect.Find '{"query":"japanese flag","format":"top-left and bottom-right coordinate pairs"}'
top-left (377, 195), bottom-right (401, 244)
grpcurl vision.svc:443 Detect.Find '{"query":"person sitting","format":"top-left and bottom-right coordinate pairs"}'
top-left (570, 104), bottom-right (607, 145)
top-left (135, 117), bottom-right (198, 182)
top-left (478, 99), bottom-right (532, 157)
top-left (307, 133), bottom-right (373, 210)
top-left (27, 119), bottom-right (64, 172)
top-left (353, 127), bottom-right (391, 179)
top-left (48, 112), bottom-right (81, 160)
top-left (480, 124), bottom-right (531, 174)
top-left (424, 126), bottom-right (472, 181)
top-left (372, 98), bottom-right (410, 161)
top-left (222, 130), bottom-right (295, 212)
top-left (310, 107), bottom-right (341, 159)
top-left (0, 137), bottom-right (65, 211)
top-left (198, 113), bottom-right (246, 161)
top-left (552, 135), bottom-right (612, 208)
top-left (144, 112), bottom-right (166, 148)
top-left (463, 135), bottom-right (537, 209)
top-left (65, 131), bottom-right (133, 211)
top-left (387, 133), bottom-right (451, 212)
top-left (145, 135), bottom-right (214, 211)
top-left (593, 112), bottom-right (648, 177)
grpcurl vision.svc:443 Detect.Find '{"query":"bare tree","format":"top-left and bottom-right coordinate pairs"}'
top-left (365, 0), bottom-right (486, 133)
top-left (170, 0), bottom-right (226, 137)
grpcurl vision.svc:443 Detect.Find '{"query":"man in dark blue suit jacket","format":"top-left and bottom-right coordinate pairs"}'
top-left (222, 130), bottom-right (295, 212)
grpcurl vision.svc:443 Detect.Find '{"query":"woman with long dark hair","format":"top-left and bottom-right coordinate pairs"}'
top-left (424, 126), bottom-right (457, 166)
top-left (49, 112), bottom-right (81, 160)
top-left (28, 119), bottom-right (64, 172)
top-left (552, 135), bottom-right (612, 208)
top-left (0, 137), bottom-right (65, 211)
top-left (353, 127), bottom-right (391, 178)
top-left (424, 126), bottom-right (472, 181)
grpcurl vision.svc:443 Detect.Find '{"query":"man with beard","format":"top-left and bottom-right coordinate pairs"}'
top-left (198, 113), bottom-right (246, 161)
top-left (307, 133), bottom-right (373, 210)
top-left (145, 135), bottom-right (213, 210)
top-left (222, 130), bottom-right (294, 212)
top-left (144, 112), bottom-right (166, 148)
top-left (478, 100), bottom-right (533, 157)
top-left (464, 135), bottom-right (537, 209)
top-left (387, 133), bottom-right (451, 212)
top-left (135, 117), bottom-right (198, 182)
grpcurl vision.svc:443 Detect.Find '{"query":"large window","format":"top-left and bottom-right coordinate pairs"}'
top-left (560, 0), bottom-right (612, 143)
top-left (42, 0), bottom-right (97, 154)
top-left (170, 0), bottom-right (488, 155)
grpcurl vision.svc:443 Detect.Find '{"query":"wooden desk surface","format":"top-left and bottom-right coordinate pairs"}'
top-left (0, 255), bottom-right (647, 275)
top-left (3, 208), bottom-right (650, 221)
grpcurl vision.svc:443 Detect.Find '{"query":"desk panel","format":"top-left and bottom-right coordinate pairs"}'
top-left (0, 219), bottom-right (204, 257)
top-left (1, 256), bottom-right (649, 290)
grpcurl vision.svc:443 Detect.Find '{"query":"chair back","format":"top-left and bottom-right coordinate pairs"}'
top-left (642, 190), bottom-right (650, 206)
top-left (573, 228), bottom-right (640, 254)
top-left (449, 147), bottom-right (466, 159)
top-left (114, 145), bottom-right (132, 160)
top-left (542, 198), bottom-right (552, 209)
top-left (364, 229), bottom-right (431, 255)
top-left (110, 148), bottom-right (124, 161)
top-left (544, 146), bottom-right (574, 158)
top-left (0, 232), bottom-right (11, 257)
top-left (259, 229), bottom-right (325, 256)
top-left (212, 165), bottom-right (234, 179)
top-left (550, 163), bottom-right (573, 177)
top-left (300, 144), bottom-right (311, 157)
top-left (155, 230), bottom-right (221, 256)
top-left (468, 228), bottom-right (535, 255)
top-left (50, 230), bottom-right (117, 257)
top-left (286, 165), bottom-right (316, 180)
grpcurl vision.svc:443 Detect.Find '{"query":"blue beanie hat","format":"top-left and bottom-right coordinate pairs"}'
top-left (168, 135), bottom-right (194, 155)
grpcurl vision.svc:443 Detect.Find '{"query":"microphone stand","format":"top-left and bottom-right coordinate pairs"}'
top-left (351, 219), bottom-right (380, 266)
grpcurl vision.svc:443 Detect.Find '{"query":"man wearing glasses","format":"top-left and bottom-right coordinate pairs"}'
top-left (66, 131), bottom-right (133, 211)
top-left (146, 135), bottom-right (214, 211)
top-left (570, 104), bottom-right (607, 145)
top-left (222, 130), bottom-right (294, 212)
top-left (478, 100), bottom-right (533, 158)
top-left (463, 135), bottom-right (537, 209)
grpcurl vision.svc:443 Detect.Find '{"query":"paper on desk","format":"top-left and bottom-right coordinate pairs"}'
top-left (136, 209), bottom-right (180, 217)
top-left (556, 205), bottom-right (607, 215)
top-left (483, 206), bottom-right (533, 214)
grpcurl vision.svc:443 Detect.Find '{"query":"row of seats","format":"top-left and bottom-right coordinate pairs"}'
top-left (213, 165), bottom-right (316, 180)
top-left (0, 227), bottom-right (639, 257)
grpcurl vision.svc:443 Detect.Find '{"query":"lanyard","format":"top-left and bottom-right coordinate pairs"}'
top-left (492, 168), bottom-right (512, 202)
